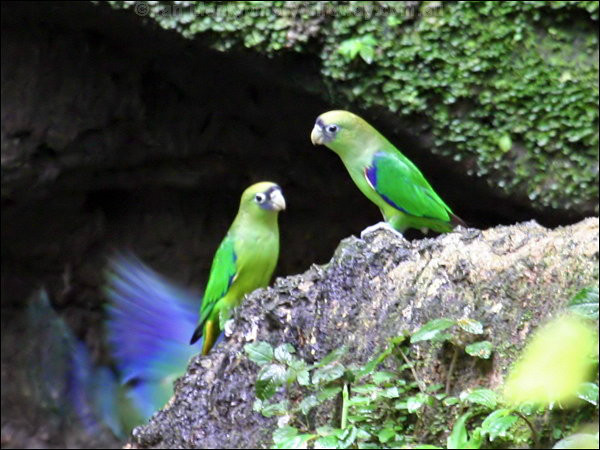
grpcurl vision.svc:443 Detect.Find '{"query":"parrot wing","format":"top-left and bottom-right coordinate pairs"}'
top-left (365, 151), bottom-right (453, 222)
top-left (191, 234), bottom-right (237, 341)
top-left (105, 254), bottom-right (202, 417)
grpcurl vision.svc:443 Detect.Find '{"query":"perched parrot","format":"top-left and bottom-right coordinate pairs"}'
top-left (189, 181), bottom-right (285, 354)
top-left (104, 181), bottom-right (285, 424)
top-left (20, 183), bottom-right (285, 440)
top-left (311, 110), bottom-right (463, 234)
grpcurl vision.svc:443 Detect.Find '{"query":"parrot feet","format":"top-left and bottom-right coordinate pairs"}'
top-left (360, 221), bottom-right (404, 240)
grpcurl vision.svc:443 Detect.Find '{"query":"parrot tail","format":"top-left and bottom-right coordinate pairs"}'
top-left (191, 320), bottom-right (225, 353)
top-left (451, 212), bottom-right (467, 229)
top-left (190, 323), bottom-right (203, 345)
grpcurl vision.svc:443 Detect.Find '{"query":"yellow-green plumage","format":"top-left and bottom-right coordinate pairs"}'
top-left (311, 110), bottom-right (463, 233)
top-left (190, 182), bottom-right (285, 354)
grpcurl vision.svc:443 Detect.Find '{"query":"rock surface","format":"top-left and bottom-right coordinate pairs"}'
top-left (131, 218), bottom-right (599, 448)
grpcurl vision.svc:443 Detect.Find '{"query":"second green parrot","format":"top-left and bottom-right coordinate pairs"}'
top-left (190, 181), bottom-right (285, 354)
top-left (311, 110), bottom-right (463, 234)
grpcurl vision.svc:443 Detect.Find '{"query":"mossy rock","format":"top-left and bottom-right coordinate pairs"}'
top-left (109, 1), bottom-right (599, 216)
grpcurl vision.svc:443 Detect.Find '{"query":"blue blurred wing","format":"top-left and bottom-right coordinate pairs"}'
top-left (105, 254), bottom-right (202, 414)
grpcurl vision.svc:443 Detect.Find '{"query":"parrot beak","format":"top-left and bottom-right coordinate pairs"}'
top-left (270, 189), bottom-right (286, 211)
top-left (311, 125), bottom-right (324, 146)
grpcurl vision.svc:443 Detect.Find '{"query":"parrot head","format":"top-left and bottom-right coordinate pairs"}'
top-left (240, 182), bottom-right (286, 215)
top-left (311, 110), bottom-right (377, 157)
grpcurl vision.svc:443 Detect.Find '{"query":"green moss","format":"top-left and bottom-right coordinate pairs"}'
top-left (108, 1), bottom-right (599, 214)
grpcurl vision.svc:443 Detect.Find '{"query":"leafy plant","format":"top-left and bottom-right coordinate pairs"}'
top-left (337, 34), bottom-right (378, 64)
top-left (245, 317), bottom-right (493, 448)
top-left (568, 286), bottom-right (599, 320)
top-left (244, 286), bottom-right (598, 449)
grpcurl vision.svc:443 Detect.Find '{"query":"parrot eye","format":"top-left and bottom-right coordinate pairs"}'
top-left (254, 193), bottom-right (266, 203)
top-left (326, 124), bottom-right (339, 134)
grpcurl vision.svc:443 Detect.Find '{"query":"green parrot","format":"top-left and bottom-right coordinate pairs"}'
top-left (24, 183), bottom-right (285, 440)
top-left (311, 110), bottom-right (463, 234)
top-left (190, 181), bottom-right (285, 354)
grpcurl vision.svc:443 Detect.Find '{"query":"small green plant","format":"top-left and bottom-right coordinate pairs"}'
top-left (337, 34), bottom-right (378, 64)
top-left (245, 317), bottom-right (493, 448)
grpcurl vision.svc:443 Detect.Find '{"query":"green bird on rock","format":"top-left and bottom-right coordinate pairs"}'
top-left (311, 110), bottom-right (463, 234)
top-left (190, 181), bottom-right (285, 354)
top-left (25, 183), bottom-right (286, 439)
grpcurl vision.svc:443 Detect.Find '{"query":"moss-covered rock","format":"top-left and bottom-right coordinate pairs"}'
top-left (109, 1), bottom-right (599, 216)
